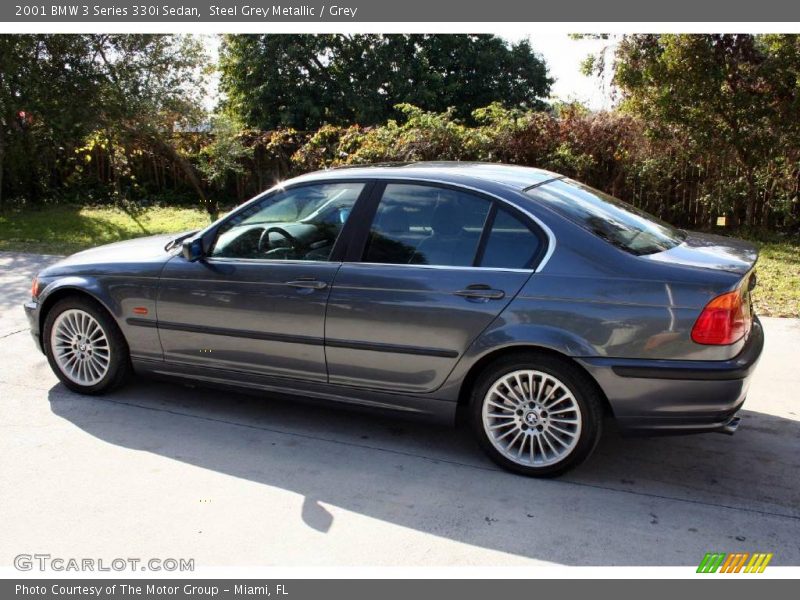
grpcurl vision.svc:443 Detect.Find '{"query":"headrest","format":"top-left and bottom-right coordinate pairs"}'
top-left (375, 205), bottom-right (411, 234)
top-left (431, 201), bottom-right (464, 236)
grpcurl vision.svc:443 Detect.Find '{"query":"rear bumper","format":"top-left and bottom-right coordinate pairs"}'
top-left (578, 317), bottom-right (764, 435)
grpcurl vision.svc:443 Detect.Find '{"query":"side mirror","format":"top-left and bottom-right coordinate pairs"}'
top-left (182, 238), bottom-right (204, 262)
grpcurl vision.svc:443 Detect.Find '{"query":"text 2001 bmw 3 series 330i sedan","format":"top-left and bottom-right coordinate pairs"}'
top-left (24, 163), bottom-right (764, 476)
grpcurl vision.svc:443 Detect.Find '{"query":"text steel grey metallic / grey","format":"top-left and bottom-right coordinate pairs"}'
top-left (24, 163), bottom-right (764, 476)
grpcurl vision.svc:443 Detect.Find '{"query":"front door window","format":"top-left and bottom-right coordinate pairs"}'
top-left (211, 182), bottom-right (365, 261)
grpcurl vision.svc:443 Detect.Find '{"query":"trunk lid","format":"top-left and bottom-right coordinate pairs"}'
top-left (644, 231), bottom-right (758, 276)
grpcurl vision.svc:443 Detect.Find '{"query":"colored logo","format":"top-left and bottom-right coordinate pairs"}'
top-left (697, 552), bottom-right (773, 573)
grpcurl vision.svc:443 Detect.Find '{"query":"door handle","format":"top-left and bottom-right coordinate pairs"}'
top-left (454, 285), bottom-right (505, 300)
top-left (286, 278), bottom-right (328, 290)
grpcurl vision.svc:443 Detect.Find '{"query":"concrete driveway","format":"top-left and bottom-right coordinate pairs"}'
top-left (1, 251), bottom-right (799, 567)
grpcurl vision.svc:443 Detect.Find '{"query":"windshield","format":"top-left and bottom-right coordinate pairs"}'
top-left (526, 178), bottom-right (685, 256)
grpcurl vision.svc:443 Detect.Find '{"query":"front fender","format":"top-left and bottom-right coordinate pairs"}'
top-left (33, 274), bottom-right (162, 361)
top-left (38, 276), bottom-right (119, 318)
top-left (26, 277), bottom-right (115, 354)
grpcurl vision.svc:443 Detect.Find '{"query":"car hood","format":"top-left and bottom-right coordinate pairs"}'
top-left (41, 233), bottom-right (182, 277)
top-left (644, 231), bottom-right (758, 276)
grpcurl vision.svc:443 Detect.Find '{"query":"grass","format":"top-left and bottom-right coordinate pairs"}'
top-left (749, 239), bottom-right (800, 318)
top-left (0, 204), bottom-right (798, 317)
top-left (0, 204), bottom-right (212, 255)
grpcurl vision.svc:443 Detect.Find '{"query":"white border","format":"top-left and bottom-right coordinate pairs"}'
top-left (2, 566), bottom-right (800, 579)
top-left (4, 22), bottom-right (800, 34)
top-left (1, 16), bottom-right (798, 580)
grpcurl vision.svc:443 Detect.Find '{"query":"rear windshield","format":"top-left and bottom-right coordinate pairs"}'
top-left (526, 178), bottom-right (685, 256)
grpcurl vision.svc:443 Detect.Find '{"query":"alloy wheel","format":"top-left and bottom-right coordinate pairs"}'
top-left (481, 369), bottom-right (582, 467)
top-left (50, 308), bottom-right (112, 386)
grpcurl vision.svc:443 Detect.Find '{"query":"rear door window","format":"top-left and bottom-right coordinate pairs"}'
top-left (363, 184), bottom-right (491, 267)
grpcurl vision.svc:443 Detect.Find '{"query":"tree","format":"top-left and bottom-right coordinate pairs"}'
top-left (0, 35), bottom-right (100, 207)
top-left (198, 114), bottom-right (252, 192)
top-left (219, 34), bottom-right (552, 130)
top-left (86, 34), bottom-right (212, 211)
top-left (0, 34), bottom-right (209, 210)
top-left (589, 34), bottom-right (800, 226)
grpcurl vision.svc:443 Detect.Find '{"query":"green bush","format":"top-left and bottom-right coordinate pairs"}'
top-left (6, 103), bottom-right (800, 231)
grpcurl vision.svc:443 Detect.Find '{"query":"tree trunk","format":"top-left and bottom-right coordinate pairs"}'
top-left (148, 132), bottom-right (216, 218)
top-left (105, 130), bottom-right (123, 199)
top-left (745, 169), bottom-right (757, 228)
top-left (125, 124), bottom-right (216, 219)
top-left (0, 125), bottom-right (5, 211)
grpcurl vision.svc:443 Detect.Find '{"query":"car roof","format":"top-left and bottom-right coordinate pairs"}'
top-left (293, 162), bottom-right (561, 191)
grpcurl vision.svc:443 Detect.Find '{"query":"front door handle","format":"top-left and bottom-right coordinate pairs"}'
top-left (286, 278), bottom-right (328, 290)
top-left (454, 285), bottom-right (505, 300)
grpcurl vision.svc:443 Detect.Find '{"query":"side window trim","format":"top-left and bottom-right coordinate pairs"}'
top-left (342, 180), bottom-right (386, 263)
top-left (328, 180), bottom-right (376, 262)
top-left (345, 178), bottom-right (549, 271)
top-left (472, 203), bottom-right (498, 267)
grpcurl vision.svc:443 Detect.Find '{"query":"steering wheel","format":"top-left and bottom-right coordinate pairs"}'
top-left (258, 226), bottom-right (302, 256)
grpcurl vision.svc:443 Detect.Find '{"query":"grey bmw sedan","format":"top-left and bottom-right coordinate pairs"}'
top-left (24, 163), bottom-right (763, 476)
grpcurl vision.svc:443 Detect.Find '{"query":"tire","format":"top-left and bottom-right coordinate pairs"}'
top-left (470, 352), bottom-right (603, 477)
top-left (43, 296), bottom-right (132, 395)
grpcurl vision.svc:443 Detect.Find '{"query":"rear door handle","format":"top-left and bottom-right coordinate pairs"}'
top-left (286, 278), bottom-right (328, 290)
top-left (454, 285), bottom-right (505, 300)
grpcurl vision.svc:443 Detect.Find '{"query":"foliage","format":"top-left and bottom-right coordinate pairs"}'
top-left (198, 115), bottom-right (252, 190)
top-left (218, 34), bottom-right (552, 130)
top-left (3, 34), bottom-right (800, 235)
top-left (292, 124), bottom-right (359, 172)
top-left (0, 35), bottom-right (101, 207)
top-left (0, 34), bottom-right (209, 210)
top-left (586, 34), bottom-right (800, 226)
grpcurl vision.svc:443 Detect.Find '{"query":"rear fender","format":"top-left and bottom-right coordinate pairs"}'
top-left (436, 321), bottom-right (597, 400)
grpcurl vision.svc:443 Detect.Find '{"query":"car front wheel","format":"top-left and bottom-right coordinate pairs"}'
top-left (470, 353), bottom-right (603, 477)
top-left (43, 296), bottom-right (131, 394)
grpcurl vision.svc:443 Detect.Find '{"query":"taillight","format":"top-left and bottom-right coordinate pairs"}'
top-left (31, 276), bottom-right (40, 299)
top-left (691, 290), bottom-right (751, 345)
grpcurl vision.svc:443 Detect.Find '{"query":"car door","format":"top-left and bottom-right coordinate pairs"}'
top-left (324, 181), bottom-right (546, 393)
top-left (156, 180), bottom-right (369, 382)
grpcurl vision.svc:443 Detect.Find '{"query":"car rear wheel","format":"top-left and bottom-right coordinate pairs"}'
top-left (44, 296), bottom-right (131, 394)
top-left (470, 353), bottom-right (603, 477)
